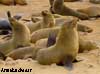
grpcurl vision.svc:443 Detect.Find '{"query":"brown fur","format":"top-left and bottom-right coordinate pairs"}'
top-left (64, 0), bottom-right (80, 2)
top-left (79, 36), bottom-right (98, 52)
top-left (0, 0), bottom-right (14, 5)
top-left (51, 0), bottom-right (89, 20)
top-left (31, 27), bottom-right (59, 43)
top-left (0, 11), bottom-right (31, 55)
top-left (6, 44), bottom-right (38, 60)
top-left (31, 24), bottom-right (93, 43)
top-left (36, 18), bottom-right (79, 65)
top-left (89, 0), bottom-right (100, 4)
top-left (35, 36), bottom-right (98, 53)
top-left (15, 0), bottom-right (27, 5)
top-left (77, 6), bottom-right (100, 17)
top-left (26, 10), bottom-right (55, 33)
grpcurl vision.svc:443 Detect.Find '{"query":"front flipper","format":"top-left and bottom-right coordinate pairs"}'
top-left (63, 56), bottom-right (74, 70)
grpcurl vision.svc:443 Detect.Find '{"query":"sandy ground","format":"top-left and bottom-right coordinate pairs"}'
top-left (0, 0), bottom-right (100, 74)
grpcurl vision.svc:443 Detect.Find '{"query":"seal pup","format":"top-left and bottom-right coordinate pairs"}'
top-left (50, 0), bottom-right (89, 20)
top-left (0, 11), bottom-right (31, 55)
top-left (36, 18), bottom-right (79, 69)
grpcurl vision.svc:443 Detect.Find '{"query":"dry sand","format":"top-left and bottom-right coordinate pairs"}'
top-left (0, 0), bottom-right (100, 74)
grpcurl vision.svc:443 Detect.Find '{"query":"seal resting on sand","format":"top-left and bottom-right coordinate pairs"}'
top-left (89, 0), bottom-right (100, 4)
top-left (26, 10), bottom-right (55, 33)
top-left (0, 11), bottom-right (31, 55)
top-left (49, 0), bottom-right (89, 20)
top-left (36, 18), bottom-right (79, 69)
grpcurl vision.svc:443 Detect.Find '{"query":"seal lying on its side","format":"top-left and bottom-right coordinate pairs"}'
top-left (50, 0), bottom-right (89, 20)
top-left (0, 0), bottom-right (14, 5)
top-left (89, 0), bottom-right (100, 4)
top-left (77, 6), bottom-right (100, 18)
top-left (14, 0), bottom-right (27, 5)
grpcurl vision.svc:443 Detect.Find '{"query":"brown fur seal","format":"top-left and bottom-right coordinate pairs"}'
top-left (64, 0), bottom-right (80, 2)
top-left (49, 0), bottom-right (80, 6)
top-left (8, 11), bottom-right (31, 48)
top-left (6, 44), bottom-right (37, 60)
top-left (26, 10), bottom-right (55, 33)
top-left (77, 6), bottom-right (100, 18)
top-left (0, 11), bottom-right (31, 55)
top-left (35, 36), bottom-right (98, 53)
top-left (0, 0), bottom-right (14, 5)
top-left (50, 0), bottom-right (89, 20)
top-left (54, 16), bottom-right (93, 33)
top-left (31, 27), bottom-right (59, 43)
top-left (36, 18), bottom-right (79, 69)
top-left (79, 36), bottom-right (98, 52)
top-left (89, 0), bottom-right (100, 4)
top-left (31, 24), bottom-right (93, 43)
top-left (14, 0), bottom-right (27, 5)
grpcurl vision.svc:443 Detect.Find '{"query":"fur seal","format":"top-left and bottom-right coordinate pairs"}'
top-left (34, 36), bottom-right (98, 53)
top-left (31, 27), bottom-right (59, 43)
top-left (31, 24), bottom-right (93, 43)
top-left (0, 11), bottom-right (31, 55)
top-left (89, 0), bottom-right (100, 4)
top-left (8, 11), bottom-right (31, 48)
top-left (0, 0), bottom-right (14, 5)
top-left (14, 0), bottom-right (27, 5)
top-left (27, 10), bottom-right (55, 33)
top-left (64, 0), bottom-right (80, 2)
top-left (6, 44), bottom-right (37, 60)
top-left (36, 18), bottom-right (79, 69)
top-left (54, 16), bottom-right (93, 33)
top-left (50, 0), bottom-right (89, 20)
top-left (79, 37), bottom-right (98, 52)
top-left (77, 6), bottom-right (100, 18)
